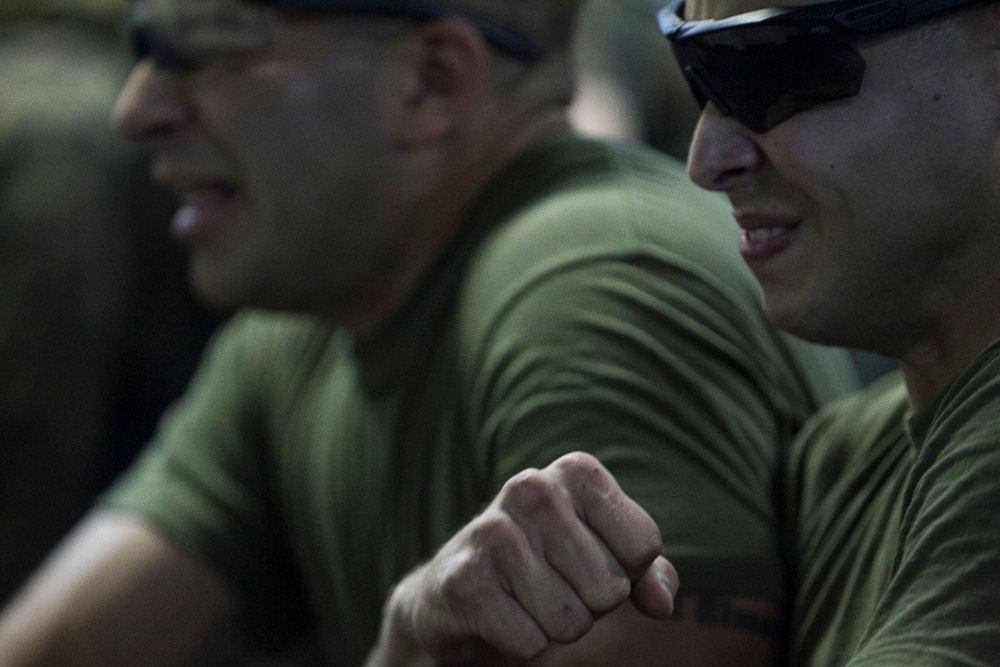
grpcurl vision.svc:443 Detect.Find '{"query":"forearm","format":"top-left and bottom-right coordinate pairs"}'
top-left (0, 511), bottom-right (237, 667)
top-left (510, 595), bottom-right (781, 667)
top-left (370, 595), bottom-right (781, 667)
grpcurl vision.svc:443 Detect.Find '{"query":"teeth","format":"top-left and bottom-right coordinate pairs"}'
top-left (746, 227), bottom-right (785, 242)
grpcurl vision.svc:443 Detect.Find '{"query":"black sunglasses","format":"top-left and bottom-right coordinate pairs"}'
top-left (658, 0), bottom-right (988, 132)
top-left (131, 0), bottom-right (544, 73)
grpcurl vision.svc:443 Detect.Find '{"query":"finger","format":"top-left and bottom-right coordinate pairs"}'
top-left (629, 555), bottom-right (678, 619)
top-left (551, 452), bottom-right (663, 580)
top-left (394, 550), bottom-right (548, 667)
top-left (499, 546), bottom-right (596, 644)
top-left (442, 513), bottom-right (570, 657)
top-left (497, 467), bottom-right (632, 614)
top-left (537, 520), bottom-right (632, 614)
top-left (469, 508), bottom-right (596, 645)
top-left (468, 589), bottom-right (550, 660)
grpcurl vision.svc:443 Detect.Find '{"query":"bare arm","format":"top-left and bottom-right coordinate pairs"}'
top-left (365, 453), bottom-right (781, 667)
top-left (365, 453), bottom-right (675, 666)
top-left (372, 596), bottom-right (780, 667)
top-left (0, 510), bottom-right (237, 667)
top-left (511, 594), bottom-right (780, 667)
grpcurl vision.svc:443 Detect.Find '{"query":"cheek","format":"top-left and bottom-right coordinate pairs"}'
top-left (211, 83), bottom-right (366, 214)
top-left (766, 86), bottom-right (923, 215)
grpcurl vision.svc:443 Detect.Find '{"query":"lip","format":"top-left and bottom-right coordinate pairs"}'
top-left (152, 161), bottom-right (241, 241)
top-left (734, 211), bottom-right (801, 263)
top-left (171, 186), bottom-right (241, 240)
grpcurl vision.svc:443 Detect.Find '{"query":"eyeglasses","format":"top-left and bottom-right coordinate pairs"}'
top-left (658, 0), bottom-right (987, 132)
top-left (130, 0), bottom-right (544, 73)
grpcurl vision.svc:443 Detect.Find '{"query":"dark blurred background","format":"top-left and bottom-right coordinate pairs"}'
top-left (0, 0), bottom-right (224, 606)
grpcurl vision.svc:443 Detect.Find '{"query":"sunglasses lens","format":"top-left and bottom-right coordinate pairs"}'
top-left (673, 28), bottom-right (865, 132)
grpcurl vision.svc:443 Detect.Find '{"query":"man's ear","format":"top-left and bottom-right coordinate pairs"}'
top-left (397, 17), bottom-right (491, 147)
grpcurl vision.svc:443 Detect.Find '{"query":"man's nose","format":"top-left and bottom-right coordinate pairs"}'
top-left (112, 61), bottom-right (192, 144)
top-left (686, 103), bottom-right (762, 193)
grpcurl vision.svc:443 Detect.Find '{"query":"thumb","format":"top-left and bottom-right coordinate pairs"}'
top-left (629, 555), bottom-right (679, 619)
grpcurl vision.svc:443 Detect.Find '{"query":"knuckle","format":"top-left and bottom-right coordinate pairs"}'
top-left (553, 452), bottom-right (616, 496)
top-left (468, 512), bottom-right (520, 549)
top-left (466, 513), bottom-right (531, 572)
top-left (628, 512), bottom-right (664, 565)
top-left (499, 469), bottom-right (564, 516)
top-left (552, 451), bottom-right (605, 481)
top-left (642, 528), bottom-right (664, 561)
top-left (620, 525), bottom-right (663, 577)
top-left (439, 549), bottom-right (493, 603)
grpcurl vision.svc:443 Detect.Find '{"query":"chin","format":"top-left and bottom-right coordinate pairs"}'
top-left (187, 264), bottom-right (251, 313)
top-left (189, 285), bottom-right (244, 315)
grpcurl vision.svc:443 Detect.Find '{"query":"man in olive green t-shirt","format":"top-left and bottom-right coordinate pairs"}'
top-left (666, 0), bottom-right (1000, 661)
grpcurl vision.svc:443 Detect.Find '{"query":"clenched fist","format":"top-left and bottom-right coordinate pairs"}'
top-left (365, 452), bottom-right (678, 666)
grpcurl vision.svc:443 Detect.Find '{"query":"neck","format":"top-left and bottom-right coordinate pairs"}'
top-left (898, 278), bottom-right (1000, 412)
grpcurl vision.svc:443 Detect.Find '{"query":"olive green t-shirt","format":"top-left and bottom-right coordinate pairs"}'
top-left (786, 342), bottom-right (1000, 665)
top-left (104, 136), bottom-right (857, 664)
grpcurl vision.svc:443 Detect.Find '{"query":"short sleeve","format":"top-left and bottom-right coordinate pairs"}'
top-left (100, 313), bottom-right (311, 646)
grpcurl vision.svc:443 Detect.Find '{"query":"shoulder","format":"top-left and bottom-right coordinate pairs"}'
top-left (204, 310), bottom-right (334, 363)
top-left (456, 139), bottom-right (760, 343)
top-left (469, 138), bottom-right (745, 281)
top-left (806, 371), bottom-right (909, 432)
top-left (787, 372), bottom-right (910, 503)
top-left (186, 310), bottom-right (339, 403)
top-left (906, 340), bottom-right (1000, 518)
top-left (791, 372), bottom-right (910, 457)
top-left (926, 339), bottom-right (1000, 447)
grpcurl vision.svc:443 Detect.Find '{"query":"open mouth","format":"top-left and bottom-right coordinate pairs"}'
top-left (745, 225), bottom-right (795, 242)
top-left (171, 181), bottom-right (241, 239)
top-left (738, 221), bottom-right (800, 262)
